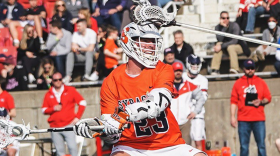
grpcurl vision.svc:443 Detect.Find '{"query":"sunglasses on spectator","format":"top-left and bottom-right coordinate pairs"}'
top-left (56, 4), bottom-right (65, 7)
top-left (53, 78), bottom-right (62, 82)
top-left (220, 17), bottom-right (229, 20)
top-left (245, 67), bottom-right (255, 70)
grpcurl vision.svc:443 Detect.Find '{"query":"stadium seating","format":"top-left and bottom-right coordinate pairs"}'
top-left (0, 28), bottom-right (13, 47)
top-left (18, 0), bottom-right (43, 9)
top-left (0, 46), bottom-right (18, 65)
top-left (17, 27), bottom-right (24, 41)
top-left (44, 0), bottom-right (56, 19)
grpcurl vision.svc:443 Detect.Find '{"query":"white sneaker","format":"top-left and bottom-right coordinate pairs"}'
top-left (40, 43), bottom-right (47, 51)
top-left (28, 74), bottom-right (36, 84)
top-left (229, 69), bottom-right (239, 74)
top-left (89, 72), bottom-right (99, 81)
top-left (83, 74), bottom-right (94, 81)
top-left (63, 76), bottom-right (72, 84)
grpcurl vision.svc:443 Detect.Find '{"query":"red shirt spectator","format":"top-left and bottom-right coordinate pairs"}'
top-left (42, 73), bottom-right (86, 128)
top-left (231, 75), bottom-right (271, 121)
top-left (239, 0), bottom-right (263, 12)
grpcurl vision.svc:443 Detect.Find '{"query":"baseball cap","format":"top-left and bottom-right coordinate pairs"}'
top-left (243, 59), bottom-right (255, 68)
top-left (172, 62), bottom-right (183, 71)
top-left (164, 48), bottom-right (174, 56)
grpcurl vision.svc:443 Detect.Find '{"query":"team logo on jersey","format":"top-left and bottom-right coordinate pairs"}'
top-left (118, 95), bottom-right (146, 110)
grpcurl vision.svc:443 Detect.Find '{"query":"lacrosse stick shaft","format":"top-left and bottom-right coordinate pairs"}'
top-left (175, 22), bottom-right (280, 49)
top-left (29, 126), bottom-right (105, 134)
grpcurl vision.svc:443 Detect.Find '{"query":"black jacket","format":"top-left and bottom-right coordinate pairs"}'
top-left (0, 2), bottom-right (25, 21)
top-left (5, 67), bottom-right (28, 91)
top-left (52, 10), bottom-right (73, 32)
top-left (170, 41), bottom-right (194, 66)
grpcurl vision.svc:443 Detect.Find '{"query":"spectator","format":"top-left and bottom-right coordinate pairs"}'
top-left (230, 59), bottom-right (271, 156)
top-left (52, 0), bottom-right (74, 32)
top-left (245, 0), bottom-right (265, 33)
top-left (64, 0), bottom-right (89, 18)
top-left (163, 47), bottom-right (185, 71)
top-left (250, 16), bottom-right (280, 62)
top-left (103, 25), bottom-right (122, 76)
top-left (0, 0), bottom-right (25, 28)
top-left (170, 62), bottom-right (205, 144)
top-left (169, 30), bottom-right (194, 66)
top-left (4, 58), bottom-right (28, 91)
top-left (41, 72), bottom-right (86, 156)
top-left (18, 24), bottom-right (41, 84)
top-left (265, 0), bottom-right (280, 24)
top-left (9, 0), bottom-right (47, 50)
top-left (0, 78), bottom-right (16, 118)
top-left (64, 19), bottom-right (96, 83)
top-left (74, 8), bottom-right (98, 33)
top-left (211, 11), bottom-right (244, 75)
top-left (236, 0), bottom-right (264, 32)
top-left (89, 24), bottom-right (107, 81)
top-left (37, 58), bottom-right (55, 90)
top-left (183, 55), bottom-right (208, 151)
top-left (92, 0), bottom-right (125, 31)
top-left (274, 38), bottom-right (280, 77)
top-left (46, 20), bottom-right (72, 77)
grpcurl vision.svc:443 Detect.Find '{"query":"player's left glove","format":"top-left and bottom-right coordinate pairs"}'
top-left (74, 118), bottom-right (101, 138)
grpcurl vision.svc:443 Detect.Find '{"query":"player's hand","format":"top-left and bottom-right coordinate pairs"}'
top-left (252, 99), bottom-right (261, 107)
top-left (231, 116), bottom-right (237, 128)
top-left (100, 114), bottom-right (127, 135)
top-left (54, 105), bottom-right (62, 111)
top-left (125, 102), bottom-right (149, 121)
top-left (187, 112), bottom-right (196, 120)
top-left (74, 118), bottom-right (101, 138)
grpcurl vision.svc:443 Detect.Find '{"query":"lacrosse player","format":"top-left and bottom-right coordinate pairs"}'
top-left (182, 54), bottom-right (208, 151)
top-left (74, 22), bottom-right (206, 156)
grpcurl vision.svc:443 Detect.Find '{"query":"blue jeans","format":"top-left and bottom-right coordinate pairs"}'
top-left (95, 12), bottom-right (122, 32)
top-left (274, 61), bottom-right (280, 77)
top-left (245, 6), bottom-right (265, 32)
top-left (52, 55), bottom-right (67, 77)
top-left (238, 121), bottom-right (266, 156)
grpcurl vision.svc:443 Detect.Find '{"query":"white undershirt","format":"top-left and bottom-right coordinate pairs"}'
top-left (52, 85), bottom-right (64, 103)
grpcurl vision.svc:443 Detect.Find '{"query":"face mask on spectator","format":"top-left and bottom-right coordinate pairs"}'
top-left (268, 22), bottom-right (276, 29)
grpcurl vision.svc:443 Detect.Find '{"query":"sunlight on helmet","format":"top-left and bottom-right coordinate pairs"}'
top-left (187, 54), bottom-right (202, 75)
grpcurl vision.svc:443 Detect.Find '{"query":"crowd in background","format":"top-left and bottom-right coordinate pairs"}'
top-left (0, 0), bottom-right (280, 92)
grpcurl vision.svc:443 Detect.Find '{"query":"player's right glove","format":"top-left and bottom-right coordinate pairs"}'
top-left (100, 114), bottom-right (127, 135)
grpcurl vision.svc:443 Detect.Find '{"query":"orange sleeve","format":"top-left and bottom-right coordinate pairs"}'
top-left (100, 74), bottom-right (119, 114)
top-left (154, 64), bottom-right (174, 93)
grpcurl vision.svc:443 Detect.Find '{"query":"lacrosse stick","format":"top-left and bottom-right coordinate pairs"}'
top-left (0, 116), bottom-right (128, 149)
top-left (131, 0), bottom-right (280, 48)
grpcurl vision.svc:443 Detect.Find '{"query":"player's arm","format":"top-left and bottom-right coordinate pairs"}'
top-left (126, 64), bottom-right (174, 122)
top-left (191, 87), bottom-right (206, 115)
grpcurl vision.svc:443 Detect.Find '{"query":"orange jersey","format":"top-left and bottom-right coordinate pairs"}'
top-left (104, 38), bottom-right (119, 69)
top-left (100, 61), bottom-right (185, 150)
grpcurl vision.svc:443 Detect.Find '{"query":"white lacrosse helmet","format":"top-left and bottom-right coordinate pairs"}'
top-left (186, 54), bottom-right (202, 75)
top-left (120, 22), bottom-right (163, 68)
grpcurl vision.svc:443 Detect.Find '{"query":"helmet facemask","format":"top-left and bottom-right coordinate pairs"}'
top-left (187, 63), bottom-right (202, 75)
top-left (130, 37), bottom-right (163, 67)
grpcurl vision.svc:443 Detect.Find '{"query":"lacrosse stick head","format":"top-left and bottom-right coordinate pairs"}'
top-left (132, 2), bottom-right (177, 27)
top-left (0, 117), bottom-right (30, 148)
top-left (120, 22), bottom-right (163, 68)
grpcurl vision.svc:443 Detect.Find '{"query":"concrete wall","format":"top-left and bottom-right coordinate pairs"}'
top-left (11, 78), bottom-right (280, 155)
